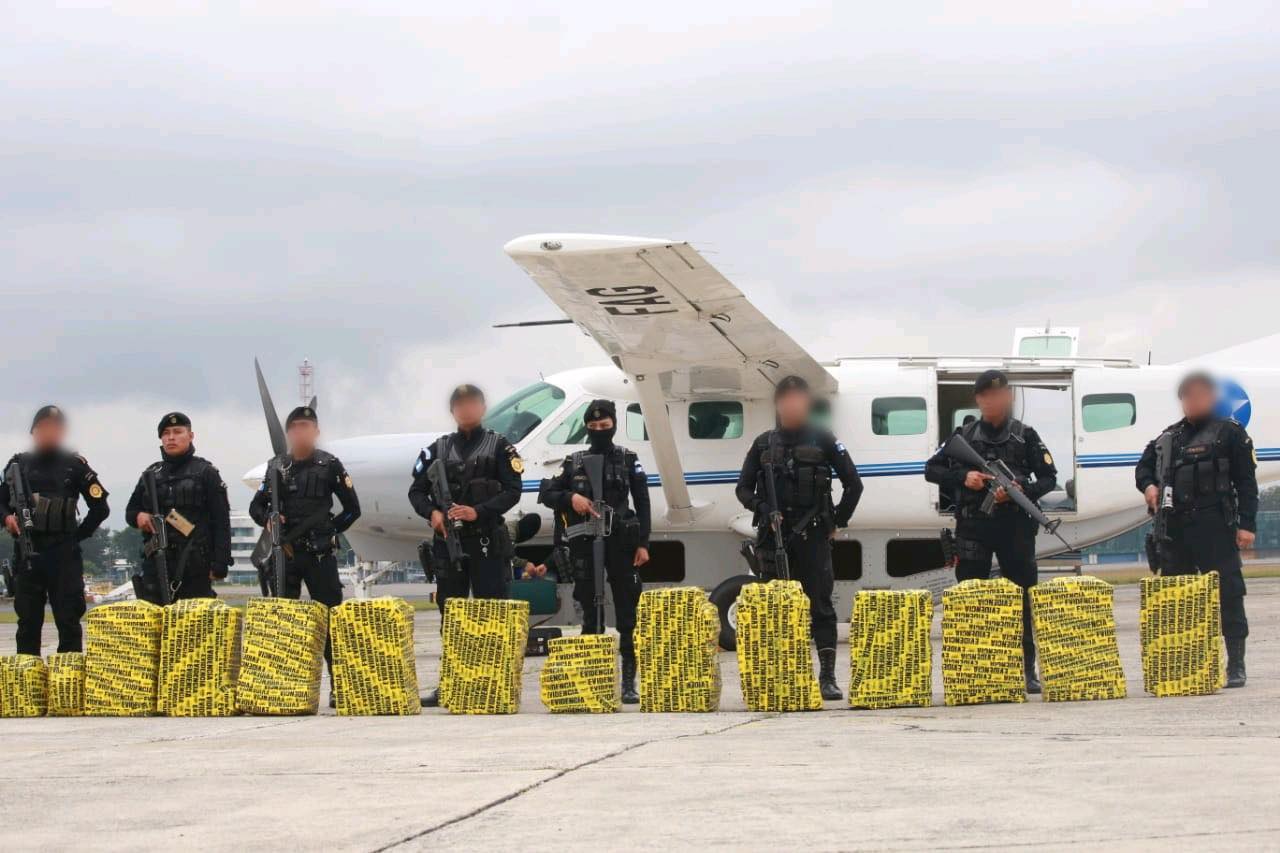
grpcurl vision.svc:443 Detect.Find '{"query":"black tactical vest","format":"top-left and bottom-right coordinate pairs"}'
top-left (757, 429), bottom-right (831, 514)
top-left (957, 419), bottom-right (1030, 509)
top-left (16, 451), bottom-right (80, 535)
top-left (440, 430), bottom-right (504, 513)
top-left (276, 453), bottom-right (338, 543)
top-left (569, 447), bottom-right (632, 511)
top-left (148, 455), bottom-right (214, 545)
top-left (1169, 420), bottom-right (1233, 512)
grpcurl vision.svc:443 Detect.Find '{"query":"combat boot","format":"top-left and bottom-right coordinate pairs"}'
top-left (420, 688), bottom-right (440, 707)
top-left (621, 657), bottom-right (640, 705)
top-left (1024, 651), bottom-right (1042, 695)
top-left (1226, 638), bottom-right (1247, 688)
top-left (818, 648), bottom-right (843, 701)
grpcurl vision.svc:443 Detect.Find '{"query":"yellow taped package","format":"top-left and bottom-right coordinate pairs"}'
top-left (85, 600), bottom-right (163, 716)
top-left (1029, 576), bottom-right (1127, 702)
top-left (0, 655), bottom-right (48, 717)
top-left (331, 597), bottom-right (421, 716)
top-left (1140, 573), bottom-right (1224, 697)
top-left (158, 599), bottom-right (243, 717)
top-left (439, 598), bottom-right (529, 715)
top-left (47, 653), bottom-right (86, 717)
top-left (540, 634), bottom-right (618, 713)
top-left (736, 580), bottom-right (822, 712)
top-left (848, 590), bottom-right (933, 709)
top-left (237, 598), bottom-right (329, 715)
top-left (942, 578), bottom-right (1026, 706)
top-left (634, 587), bottom-right (722, 712)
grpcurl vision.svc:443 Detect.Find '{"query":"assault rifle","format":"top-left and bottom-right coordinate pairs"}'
top-left (760, 437), bottom-right (791, 580)
top-left (265, 462), bottom-right (288, 596)
top-left (563, 453), bottom-right (614, 628)
top-left (1144, 432), bottom-right (1175, 573)
top-left (942, 433), bottom-right (1074, 553)
top-left (427, 458), bottom-right (468, 575)
top-left (141, 468), bottom-right (173, 604)
top-left (4, 461), bottom-right (37, 573)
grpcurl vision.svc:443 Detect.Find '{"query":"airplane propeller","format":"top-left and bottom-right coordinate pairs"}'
top-left (253, 357), bottom-right (288, 457)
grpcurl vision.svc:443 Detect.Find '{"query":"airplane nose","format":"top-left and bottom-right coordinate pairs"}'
top-left (242, 461), bottom-right (268, 490)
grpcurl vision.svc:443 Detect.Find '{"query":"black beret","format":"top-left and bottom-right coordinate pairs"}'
top-left (1177, 370), bottom-right (1217, 398)
top-left (157, 411), bottom-right (191, 436)
top-left (583, 399), bottom-right (617, 424)
top-left (974, 370), bottom-right (1010, 394)
top-left (449, 384), bottom-right (485, 407)
top-left (286, 406), bottom-right (318, 428)
top-left (774, 375), bottom-right (810, 401)
top-left (30, 405), bottom-right (66, 432)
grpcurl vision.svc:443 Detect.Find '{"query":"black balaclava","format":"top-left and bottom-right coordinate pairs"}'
top-left (584, 399), bottom-right (617, 452)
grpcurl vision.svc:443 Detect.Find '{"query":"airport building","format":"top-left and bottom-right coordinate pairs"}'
top-left (229, 512), bottom-right (259, 584)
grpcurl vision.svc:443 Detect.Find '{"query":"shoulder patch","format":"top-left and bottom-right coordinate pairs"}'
top-left (1044, 451), bottom-right (1053, 466)
top-left (835, 441), bottom-right (847, 454)
top-left (344, 473), bottom-right (353, 489)
top-left (511, 456), bottom-right (525, 474)
top-left (88, 483), bottom-right (104, 499)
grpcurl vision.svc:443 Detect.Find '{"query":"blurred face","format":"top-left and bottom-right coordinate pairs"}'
top-left (452, 396), bottom-right (486, 430)
top-left (976, 386), bottom-right (1014, 422)
top-left (31, 419), bottom-right (66, 451)
top-left (586, 416), bottom-right (615, 433)
top-left (775, 389), bottom-right (811, 428)
top-left (1180, 380), bottom-right (1217, 420)
top-left (287, 420), bottom-right (319, 457)
top-left (160, 425), bottom-right (193, 455)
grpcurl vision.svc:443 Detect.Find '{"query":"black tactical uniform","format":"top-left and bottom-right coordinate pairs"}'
top-left (735, 399), bottom-right (863, 698)
top-left (539, 399), bottom-right (651, 702)
top-left (408, 426), bottom-right (524, 617)
top-left (249, 449), bottom-right (360, 606)
top-left (924, 391), bottom-right (1057, 689)
top-left (1135, 413), bottom-right (1256, 685)
top-left (0, 408), bottom-right (109, 654)
top-left (126, 442), bottom-right (233, 604)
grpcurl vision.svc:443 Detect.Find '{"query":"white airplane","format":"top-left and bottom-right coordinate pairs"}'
top-left (246, 234), bottom-right (1280, 646)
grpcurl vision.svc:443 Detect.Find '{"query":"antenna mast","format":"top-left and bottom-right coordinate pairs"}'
top-left (298, 358), bottom-right (314, 406)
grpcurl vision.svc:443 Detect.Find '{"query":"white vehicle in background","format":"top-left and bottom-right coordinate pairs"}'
top-left (246, 235), bottom-right (1280, 646)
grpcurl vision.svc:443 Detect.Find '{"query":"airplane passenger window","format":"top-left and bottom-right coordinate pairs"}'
top-left (688, 401), bottom-right (744, 439)
top-left (1082, 393), bottom-right (1137, 432)
top-left (952, 408), bottom-right (979, 430)
top-left (546, 402), bottom-right (591, 445)
top-left (483, 382), bottom-right (567, 443)
top-left (625, 403), bottom-right (648, 441)
top-left (871, 397), bottom-right (927, 436)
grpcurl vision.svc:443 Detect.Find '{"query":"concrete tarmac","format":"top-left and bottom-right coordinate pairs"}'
top-left (1, 579), bottom-right (1276, 851)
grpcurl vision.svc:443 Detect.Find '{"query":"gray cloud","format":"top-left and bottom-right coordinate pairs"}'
top-left (2, 2), bottom-right (1278, 512)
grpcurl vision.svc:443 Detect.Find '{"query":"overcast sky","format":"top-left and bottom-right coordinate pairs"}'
top-left (3, 2), bottom-right (1278, 514)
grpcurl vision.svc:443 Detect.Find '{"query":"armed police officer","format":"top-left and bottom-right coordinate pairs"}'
top-left (126, 412), bottom-right (232, 603)
top-left (250, 405), bottom-right (360, 703)
top-left (924, 370), bottom-right (1058, 694)
top-left (539, 399), bottom-right (651, 704)
top-left (409, 384), bottom-right (524, 707)
top-left (735, 375), bottom-right (864, 701)
top-left (1135, 371), bottom-right (1256, 688)
top-left (0, 406), bottom-right (109, 655)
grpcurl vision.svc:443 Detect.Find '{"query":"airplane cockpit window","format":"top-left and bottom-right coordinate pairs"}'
top-left (483, 382), bottom-right (567, 444)
top-left (812, 398), bottom-right (833, 429)
top-left (1082, 393), bottom-right (1136, 431)
top-left (871, 397), bottom-right (927, 436)
top-left (688, 401), bottom-right (744, 439)
top-left (546, 401), bottom-right (592, 445)
top-left (625, 403), bottom-right (649, 441)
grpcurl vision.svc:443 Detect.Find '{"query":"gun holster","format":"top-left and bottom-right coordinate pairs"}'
top-left (417, 539), bottom-right (438, 582)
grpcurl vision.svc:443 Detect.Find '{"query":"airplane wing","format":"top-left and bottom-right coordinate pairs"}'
top-left (504, 233), bottom-right (836, 524)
